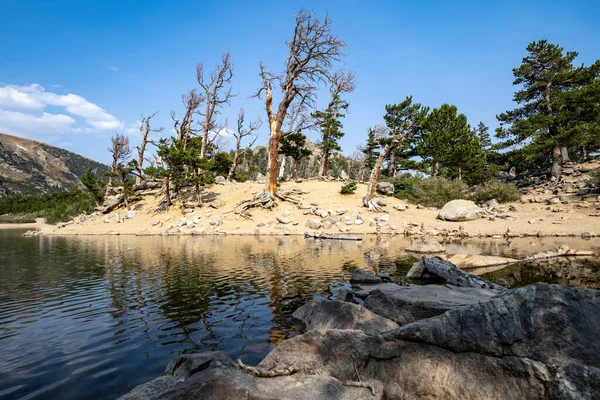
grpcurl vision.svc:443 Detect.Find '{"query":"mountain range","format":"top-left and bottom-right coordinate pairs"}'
top-left (0, 133), bottom-right (108, 197)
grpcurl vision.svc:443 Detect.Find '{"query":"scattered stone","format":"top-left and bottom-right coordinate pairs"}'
top-left (354, 219), bottom-right (364, 225)
top-left (394, 204), bottom-right (406, 211)
top-left (417, 204), bottom-right (425, 209)
top-left (215, 176), bottom-right (226, 184)
top-left (182, 208), bottom-right (194, 214)
top-left (151, 220), bottom-right (161, 226)
top-left (136, 229), bottom-right (153, 236)
top-left (322, 221), bottom-right (332, 230)
top-left (305, 219), bottom-right (322, 229)
top-left (276, 216), bottom-right (293, 224)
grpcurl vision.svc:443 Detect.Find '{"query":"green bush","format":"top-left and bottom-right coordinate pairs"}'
top-left (340, 181), bottom-right (357, 195)
top-left (0, 214), bottom-right (37, 224)
top-left (408, 177), bottom-right (469, 207)
top-left (233, 170), bottom-right (249, 183)
top-left (387, 173), bottom-right (423, 199)
top-left (471, 181), bottom-right (521, 204)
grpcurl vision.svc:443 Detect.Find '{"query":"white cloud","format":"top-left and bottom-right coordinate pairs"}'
top-left (109, 66), bottom-right (117, 71)
top-left (0, 83), bottom-right (122, 137)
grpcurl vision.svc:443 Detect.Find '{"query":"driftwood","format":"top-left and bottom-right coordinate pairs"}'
top-left (422, 257), bottom-right (506, 292)
top-left (521, 247), bottom-right (595, 263)
top-left (304, 232), bottom-right (363, 241)
top-left (236, 359), bottom-right (298, 377)
top-left (343, 380), bottom-right (376, 396)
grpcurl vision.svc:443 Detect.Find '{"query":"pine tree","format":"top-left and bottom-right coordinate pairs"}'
top-left (80, 168), bottom-right (105, 205)
top-left (496, 40), bottom-right (600, 178)
top-left (416, 104), bottom-right (485, 183)
top-left (279, 132), bottom-right (312, 178)
top-left (362, 128), bottom-right (380, 172)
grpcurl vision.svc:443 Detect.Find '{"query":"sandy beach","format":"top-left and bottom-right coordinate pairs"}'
top-left (29, 180), bottom-right (599, 238)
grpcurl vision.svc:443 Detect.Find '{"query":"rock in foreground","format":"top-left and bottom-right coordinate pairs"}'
top-left (121, 283), bottom-right (599, 400)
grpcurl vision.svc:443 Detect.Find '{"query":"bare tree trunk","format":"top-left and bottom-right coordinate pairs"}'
top-left (265, 130), bottom-right (280, 196)
top-left (319, 150), bottom-right (330, 177)
top-left (278, 155), bottom-right (286, 180)
top-left (583, 146), bottom-right (588, 160)
top-left (362, 139), bottom-right (398, 211)
top-left (164, 177), bottom-right (171, 206)
top-left (293, 160), bottom-right (299, 179)
top-left (389, 151), bottom-right (396, 178)
top-left (561, 146), bottom-right (569, 164)
top-left (123, 194), bottom-right (130, 211)
top-left (432, 161), bottom-right (440, 177)
top-left (227, 138), bottom-right (242, 182)
top-left (551, 146), bottom-right (563, 179)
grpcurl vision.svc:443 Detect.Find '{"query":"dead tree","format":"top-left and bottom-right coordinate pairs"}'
top-left (135, 112), bottom-right (163, 185)
top-left (106, 134), bottom-right (131, 195)
top-left (171, 89), bottom-right (204, 148)
top-left (227, 109), bottom-right (261, 182)
top-left (362, 97), bottom-right (425, 212)
top-left (317, 70), bottom-right (356, 178)
top-left (197, 52), bottom-right (235, 159)
top-left (236, 10), bottom-right (347, 213)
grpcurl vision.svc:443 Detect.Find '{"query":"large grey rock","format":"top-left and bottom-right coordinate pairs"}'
top-left (293, 299), bottom-right (398, 335)
top-left (364, 283), bottom-right (496, 325)
top-left (376, 182), bottom-right (395, 196)
top-left (215, 175), bottom-right (226, 184)
top-left (122, 284), bottom-right (600, 400)
top-left (437, 199), bottom-right (485, 221)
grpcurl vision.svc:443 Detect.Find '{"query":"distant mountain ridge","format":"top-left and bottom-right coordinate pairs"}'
top-left (0, 133), bottom-right (109, 197)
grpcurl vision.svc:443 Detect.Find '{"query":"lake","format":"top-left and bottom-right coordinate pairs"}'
top-left (0, 229), bottom-right (599, 399)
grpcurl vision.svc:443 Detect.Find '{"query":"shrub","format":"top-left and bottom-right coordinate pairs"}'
top-left (233, 170), bottom-right (249, 183)
top-left (387, 173), bottom-right (423, 199)
top-left (471, 181), bottom-right (521, 204)
top-left (408, 177), bottom-right (469, 207)
top-left (340, 181), bottom-right (357, 195)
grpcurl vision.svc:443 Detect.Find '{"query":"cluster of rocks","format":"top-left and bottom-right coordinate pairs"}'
top-left (121, 258), bottom-right (600, 399)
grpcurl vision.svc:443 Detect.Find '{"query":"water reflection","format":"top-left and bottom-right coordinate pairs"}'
top-left (0, 231), bottom-right (598, 400)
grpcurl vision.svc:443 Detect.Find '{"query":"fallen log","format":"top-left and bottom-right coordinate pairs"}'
top-left (304, 232), bottom-right (362, 241)
top-left (521, 246), bottom-right (595, 262)
top-left (421, 257), bottom-right (506, 292)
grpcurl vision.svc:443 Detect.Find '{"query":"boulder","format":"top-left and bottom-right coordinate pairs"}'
top-left (441, 253), bottom-right (518, 269)
top-left (349, 269), bottom-right (382, 284)
top-left (438, 200), bottom-right (485, 221)
top-left (126, 210), bottom-right (136, 219)
top-left (376, 182), bottom-right (395, 196)
top-left (292, 299), bottom-right (398, 335)
top-left (364, 283), bottom-right (496, 325)
top-left (394, 204), bottom-right (406, 211)
top-left (215, 175), bottom-right (226, 184)
top-left (405, 240), bottom-right (446, 254)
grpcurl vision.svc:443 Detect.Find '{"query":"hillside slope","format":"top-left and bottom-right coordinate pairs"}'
top-left (0, 133), bottom-right (108, 196)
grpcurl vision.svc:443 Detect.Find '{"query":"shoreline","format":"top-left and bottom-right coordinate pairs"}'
top-left (11, 180), bottom-right (600, 240)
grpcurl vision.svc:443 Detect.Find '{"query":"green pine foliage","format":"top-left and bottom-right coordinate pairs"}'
top-left (416, 104), bottom-right (486, 185)
top-left (279, 132), bottom-right (312, 178)
top-left (80, 168), bottom-right (105, 205)
top-left (340, 180), bottom-right (357, 194)
top-left (496, 40), bottom-right (600, 175)
top-left (363, 128), bottom-right (380, 171)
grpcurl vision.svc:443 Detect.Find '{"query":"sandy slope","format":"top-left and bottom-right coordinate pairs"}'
top-left (38, 180), bottom-right (600, 238)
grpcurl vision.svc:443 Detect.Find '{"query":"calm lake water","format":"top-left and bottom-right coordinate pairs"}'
top-left (1, 229), bottom-right (599, 399)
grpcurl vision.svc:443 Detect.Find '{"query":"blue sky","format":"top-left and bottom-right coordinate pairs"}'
top-left (1, 0), bottom-right (598, 164)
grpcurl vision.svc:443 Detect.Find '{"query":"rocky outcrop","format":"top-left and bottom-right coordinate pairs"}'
top-left (121, 282), bottom-right (600, 400)
top-left (437, 199), bottom-right (485, 221)
top-left (405, 240), bottom-right (446, 254)
top-left (363, 283), bottom-right (496, 325)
